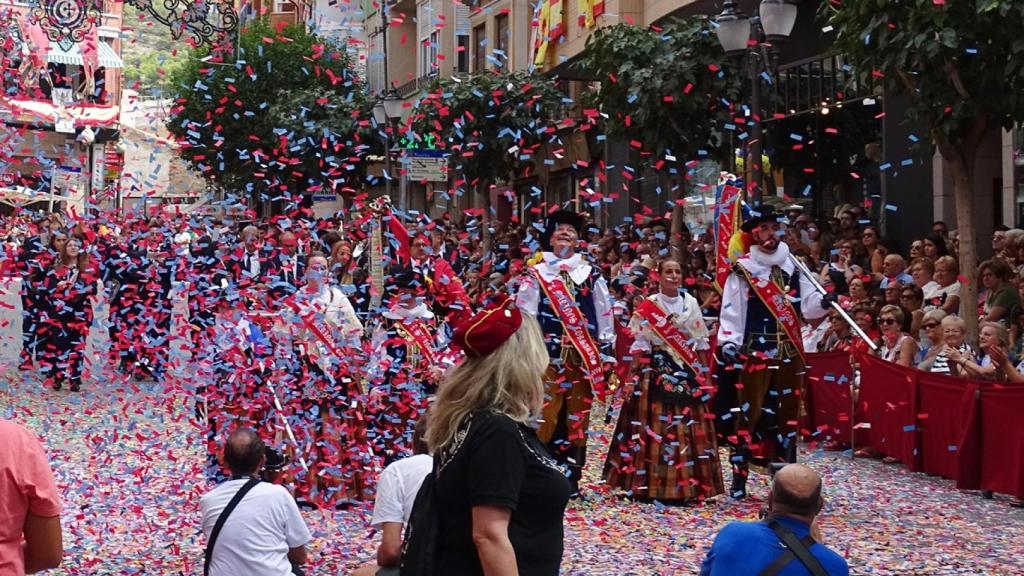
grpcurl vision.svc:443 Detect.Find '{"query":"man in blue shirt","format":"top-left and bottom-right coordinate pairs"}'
top-left (701, 464), bottom-right (849, 576)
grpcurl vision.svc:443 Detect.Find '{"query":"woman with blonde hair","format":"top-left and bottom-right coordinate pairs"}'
top-left (423, 295), bottom-right (570, 576)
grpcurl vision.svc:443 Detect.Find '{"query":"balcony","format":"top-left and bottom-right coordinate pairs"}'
top-left (768, 52), bottom-right (882, 119)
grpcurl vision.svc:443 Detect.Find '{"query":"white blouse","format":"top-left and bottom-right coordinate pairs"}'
top-left (629, 291), bottom-right (709, 354)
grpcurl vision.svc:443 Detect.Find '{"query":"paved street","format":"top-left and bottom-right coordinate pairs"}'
top-left (1, 282), bottom-right (1023, 575)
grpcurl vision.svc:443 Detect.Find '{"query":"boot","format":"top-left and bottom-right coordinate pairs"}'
top-left (730, 470), bottom-right (748, 499)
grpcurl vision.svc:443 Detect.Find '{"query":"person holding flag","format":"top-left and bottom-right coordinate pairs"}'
top-left (603, 259), bottom-right (723, 504)
top-left (715, 207), bottom-right (835, 499)
top-left (516, 210), bottom-right (615, 497)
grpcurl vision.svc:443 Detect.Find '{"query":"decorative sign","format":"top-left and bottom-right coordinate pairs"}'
top-left (32, 0), bottom-right (239, 48)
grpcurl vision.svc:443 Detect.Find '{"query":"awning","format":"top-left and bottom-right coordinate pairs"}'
top-left (47, 42), bottom-right (123, 69)
top-left (1, 98), bottom-right (120, 127)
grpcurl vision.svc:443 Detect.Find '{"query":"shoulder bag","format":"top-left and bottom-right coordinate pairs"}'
top-left (204, 478), bottom-right (260, 576)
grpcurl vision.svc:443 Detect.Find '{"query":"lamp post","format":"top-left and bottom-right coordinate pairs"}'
top-left (715, 0), bottom-right (798, 204)
top-left (372, 89), bottom-right (404, 201)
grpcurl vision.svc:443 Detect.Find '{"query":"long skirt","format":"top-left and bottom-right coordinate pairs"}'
top-left (603, 370), bottom-right (724, 502)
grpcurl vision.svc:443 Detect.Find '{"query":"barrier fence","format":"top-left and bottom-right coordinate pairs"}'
top-left (803, 352), bottom-right (1024, 500)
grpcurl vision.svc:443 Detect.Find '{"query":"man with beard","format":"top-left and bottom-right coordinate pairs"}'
top-left (716, 208), bottom-right (834, 499)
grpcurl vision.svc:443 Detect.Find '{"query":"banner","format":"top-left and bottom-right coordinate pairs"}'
top-left (713, 185), bottom-right (741, 292)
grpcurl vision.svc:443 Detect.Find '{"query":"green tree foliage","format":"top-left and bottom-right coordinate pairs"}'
top-left (166, 20), bottom-right (376, 208)
top-left (407, 70), bottom-right (566, 219)
top-left (576, 17), bottom-right (743, 262)
top-left (576, 17), bottom-right (743, 162)
top-left (825, 0), bottom-right (1024, 340)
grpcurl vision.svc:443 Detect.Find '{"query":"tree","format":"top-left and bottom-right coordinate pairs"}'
top-left (825, 0), bottom-right (1024, 341)
top-left (166, 19), bottom-right (376, 212)
top-left (576, 17), bottom-right (743, 265)
top-left (406, 70), bottom-right (565, 240)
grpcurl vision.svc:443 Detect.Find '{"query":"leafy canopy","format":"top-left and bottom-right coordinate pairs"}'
top-left (824, 0), bottom-right (1024, 150)
top-left (575, 17), bottom-right (743, 163)
top-left (406, 70), bottom-right (566, 192)
top-left (166, 19), bottom-right (376, 202)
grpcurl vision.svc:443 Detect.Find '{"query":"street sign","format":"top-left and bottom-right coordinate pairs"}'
top-left (406, 154), bottom-right (447, 182)
top-left (312, 194), bottom-right (337, 202)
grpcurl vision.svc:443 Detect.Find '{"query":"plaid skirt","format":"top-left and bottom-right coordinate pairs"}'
top-left (603, 364), bottom-right (724, 501)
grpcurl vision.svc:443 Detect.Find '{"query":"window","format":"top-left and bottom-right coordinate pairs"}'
top-left (473, 24), bottom-right (487, 73)
top-left (455, 1), bottom-right (470, 74)
top-left (495, 14), bottom-right (509, 72)
top-left (418, 0), bottom-right (439, 77)
top-left (420, 31), bottom-right (440, 77)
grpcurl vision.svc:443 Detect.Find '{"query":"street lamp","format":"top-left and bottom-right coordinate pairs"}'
top-left (715, 0), bottom-right (797, 204)
top-left (373, 89), bottom-right (404, 200)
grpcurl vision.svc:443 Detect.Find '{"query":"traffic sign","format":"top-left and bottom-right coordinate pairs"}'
top-left (406, 155), bottom-right (447, 182)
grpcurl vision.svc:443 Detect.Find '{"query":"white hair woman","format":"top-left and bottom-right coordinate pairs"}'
top-left (426, 294), bottom-right (570, 576)
top-left (931, 315), bottom-right (975, 376)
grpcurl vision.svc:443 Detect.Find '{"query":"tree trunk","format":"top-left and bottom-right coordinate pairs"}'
top-left (949, 152), bottom-right (979, 344)
top-left (667, 171), bottom-right (690, 271)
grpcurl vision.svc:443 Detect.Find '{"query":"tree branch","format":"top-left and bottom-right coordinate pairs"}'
top-left (944, 62), bottom-right (971, 100)
top-left (895, 67), bottom-right (922, 101)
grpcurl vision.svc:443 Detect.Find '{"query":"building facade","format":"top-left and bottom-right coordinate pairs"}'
top-left (1, 0), bottom-right (125, 214)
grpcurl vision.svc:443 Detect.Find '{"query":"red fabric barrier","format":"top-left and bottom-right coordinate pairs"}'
top-left (857, 355), bottom-right (922, 471)
top-left (804, 353), bottom-right (1024, 498)
top-left (915, 371), bottom-right (973, 481)
top-left (978, 385), bottom-right (1024, 499)
top-left (804, 352), bottom-right (856, 447)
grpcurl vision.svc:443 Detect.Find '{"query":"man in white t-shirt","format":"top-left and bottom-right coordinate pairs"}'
top-left (354, 417), bottom-right (433, 576)
top-left (201, 428), bottom-right (312, 576)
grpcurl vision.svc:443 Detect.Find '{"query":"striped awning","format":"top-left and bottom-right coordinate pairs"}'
top-left (47, 42), bottom-right (124, 69)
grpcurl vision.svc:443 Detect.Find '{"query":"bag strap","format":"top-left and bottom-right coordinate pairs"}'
top-left (758, 520), bottom-right (829, 576)
top-left (205, 478), bottom-right (260, 576)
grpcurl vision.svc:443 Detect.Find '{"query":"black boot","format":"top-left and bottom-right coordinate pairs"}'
top-left (730, 469), bottom-right (748, 499)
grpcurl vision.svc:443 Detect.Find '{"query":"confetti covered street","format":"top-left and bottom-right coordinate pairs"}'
top-left (0, 281), bottom-right (1021, 576)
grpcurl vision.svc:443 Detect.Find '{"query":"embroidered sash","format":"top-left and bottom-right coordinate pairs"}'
top-left (635, 299), bottom-right (706, 386)
top-left (714, 185), bottom-right (742, 292)
top-left (396, 319), bottom-right (437, 365)
top-left (531, 267), bottom-right (606, 388)
top-left (735, 261), bottom-right (805, 361)
top-left (285, 298), bottom-right (345, 361)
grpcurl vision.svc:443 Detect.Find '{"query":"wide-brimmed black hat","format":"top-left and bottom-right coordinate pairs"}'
top-left (541, 210), bottom-right (585, 251)
top-left (740, 207), bottom-right (785, 233)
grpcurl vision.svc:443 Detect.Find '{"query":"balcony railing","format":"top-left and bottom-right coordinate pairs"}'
top-left (395, 72), bottom-right (470, 99)
top-left (768, 52), bottom-right (881, 119)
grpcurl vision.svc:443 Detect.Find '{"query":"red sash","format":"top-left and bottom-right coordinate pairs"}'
top-left (396, 319), bottom-right (437, 365)
top-left (531, 267), bottom-right (606, 389)
top-left (635, 299), bottom-right (706, 386)
top-left (735, 261), bottom-right (805, 361)
top-left (285, 298), bottom-right (346, 361)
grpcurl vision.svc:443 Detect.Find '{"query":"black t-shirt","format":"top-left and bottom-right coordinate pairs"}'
top-left (433, 410), bottom-right (571, 576)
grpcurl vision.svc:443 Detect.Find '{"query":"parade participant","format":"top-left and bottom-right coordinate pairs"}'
top-left (515, 210), bottom-right (615, 497)
top-left (16, 215), bottom-right (50, 370)
top-left (279, 253), bottom-right (370, 504)
top-left (267, 230), bottom-right (305, 301)
top-left (409, 232), bottom-right (472, 327)
top-left (716, 207), bottom-right (833, 499)
top-left (367, 267), bottom-right (450, 465)
top-left (38, 236), bottom-right (98, 391)
top-left (603, 259), bottom-right (723, 504)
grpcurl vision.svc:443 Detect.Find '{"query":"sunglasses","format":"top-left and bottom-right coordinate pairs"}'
top-left (879, 318), bottom-right (898, 325)
top-left (923, 322), bottom-right (939, 329)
